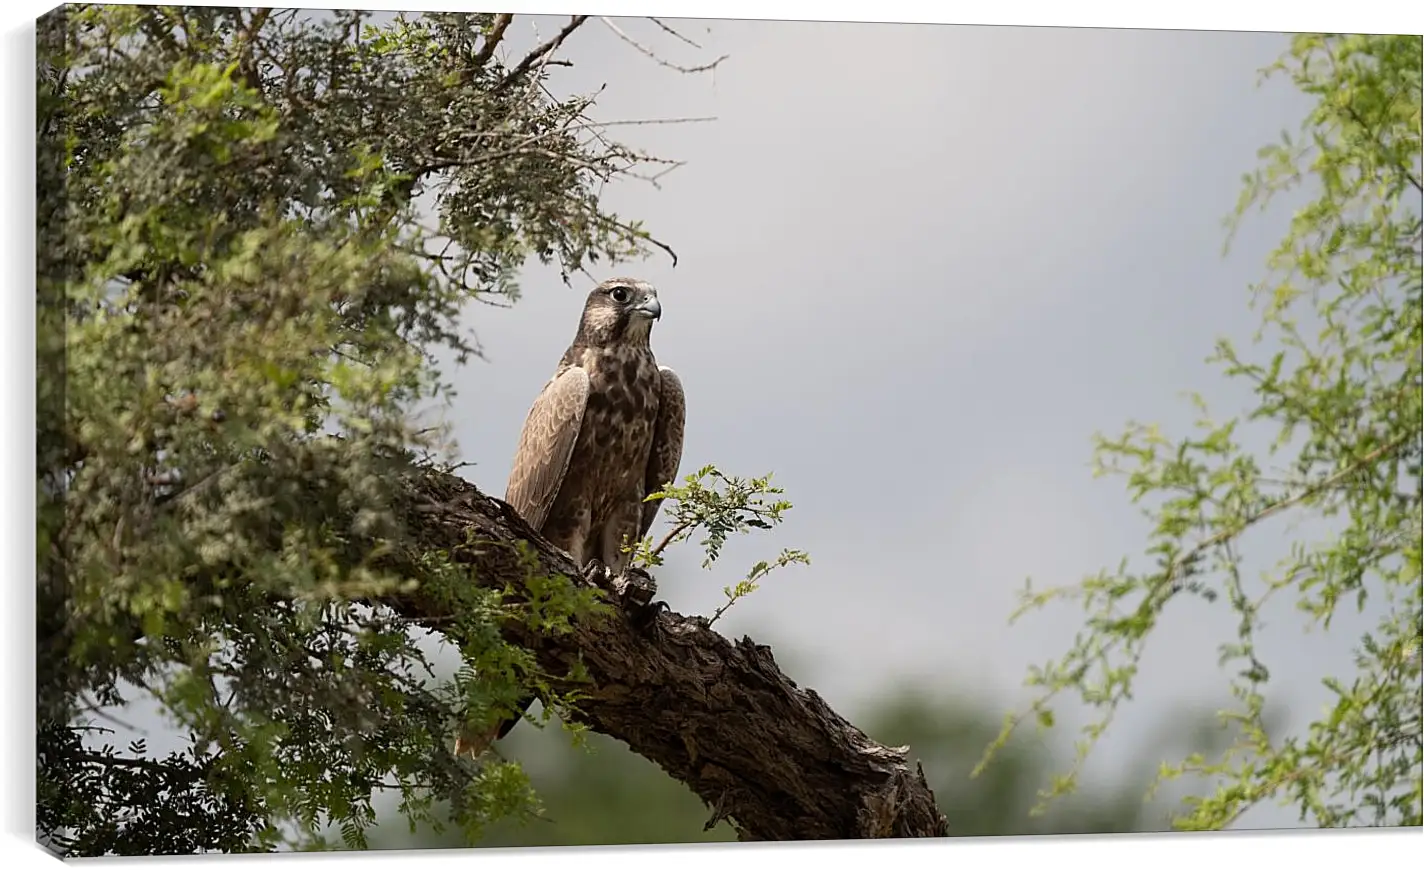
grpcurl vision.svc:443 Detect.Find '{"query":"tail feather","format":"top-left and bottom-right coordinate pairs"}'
top-left (453, 696), bottom-right (536, 759)
top-left (453, 721), bottom-right (501, 760)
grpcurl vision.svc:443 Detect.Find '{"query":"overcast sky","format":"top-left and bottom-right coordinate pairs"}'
top-left (25, 7), bottom-right (1400, 838)
top-left (415, 15), bottom-right (1389, 829)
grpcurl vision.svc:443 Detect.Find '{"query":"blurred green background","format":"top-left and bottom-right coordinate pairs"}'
top-left (368, 676), bottom-right (1225, 849)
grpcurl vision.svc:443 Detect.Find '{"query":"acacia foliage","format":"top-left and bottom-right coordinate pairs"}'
top-left (981, 34), bottom-right (1422, 829)
top-left (37, 6), bottom-right (672, 855)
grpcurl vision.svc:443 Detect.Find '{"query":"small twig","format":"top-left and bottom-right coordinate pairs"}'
top-left (495, 15), bottom-right (588, 92)
top-left (648, 17), bottom-right (704, 50)
top-left (395, 614), bottom-right (460, 626)
top-left (67, 725), bottom-right (117, 735)
top-left (153, 464), bottom-right (230, 510)
top-left (650, 519), bottom-right (694, 560)
top-left (706, 600), bottom-right (735, 628)
top-left (589, 212), bottom-right (680, 268)
top-left (76, 700), bottom-right (148, 736)
top-left (627, 160), bottom-right (688, 189)
top-left (75, 751), bottom-right (184, 773)
top-left (592, 116), bottom-right (718, 128)
top-left (598, 16), bottom-right (728, 74)
top-left (371, 780), bottom-right (437, 791)
top-left (1164, 431), bottom-right (1414, 590)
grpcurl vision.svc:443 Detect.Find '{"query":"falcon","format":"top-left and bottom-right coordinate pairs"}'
top-left (455, 277), bottom-right (686, 758)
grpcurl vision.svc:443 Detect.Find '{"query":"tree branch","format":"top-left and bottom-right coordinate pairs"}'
top-left (648, 17), bottom-right (705, 50)
top-left (1341, 101), bottom-right (1422, 195)
top-left (495, 15), bottom-right (589, 93)
top-left (382, 467), bottom-right (949, 841)
top-left (234, 7), bottom-right (270, 95)
top-left (598, 17), bottom-right (728, 74)
top-left (470, 13), bottom-right (513, 71)
top-left (1162, 431), bottom-right (1414, 591)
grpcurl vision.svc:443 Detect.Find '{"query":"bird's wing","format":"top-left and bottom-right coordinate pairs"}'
top-left (503, 367), bottom-right (590, 532)
top-left (640, 366), bottom-right (686, 538)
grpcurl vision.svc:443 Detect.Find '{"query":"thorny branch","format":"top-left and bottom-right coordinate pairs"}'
top-left (599, 16), bottom-right (729, 74)
top-left (495, 14), bottom-right (589, 93)
top-left (649, 16), bottom-right (706, 50)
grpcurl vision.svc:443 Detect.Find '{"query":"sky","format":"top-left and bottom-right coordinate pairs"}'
top-left (421, 15), bottom-right (1377, 826)
top-left (11, 4), bottom-right (1410, 844)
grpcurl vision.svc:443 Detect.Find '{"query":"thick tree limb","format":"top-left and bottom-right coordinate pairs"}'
top-left (470, 13), bottom-right (513, 71)
top-left (386, 468), bottom-right (949, 841)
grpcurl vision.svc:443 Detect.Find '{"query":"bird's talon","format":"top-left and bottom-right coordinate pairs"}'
top-left (582, 559), bottom-right (613, 588)
top-left (612, 567), bottom-right (657, 609)
top-left (633, 599), bottom-right (671, 633)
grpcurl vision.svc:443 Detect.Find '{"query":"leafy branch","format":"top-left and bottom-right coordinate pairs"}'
top-left (708, 549), bottom-right (811, 628)
top-left (976, 33), bottom-right (1422, 832)
top-left (628, 465), bottom-right (810, 624)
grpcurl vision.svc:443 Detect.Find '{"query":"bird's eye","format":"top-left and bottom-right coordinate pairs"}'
top-left (608, 286), bottom-right (631, 303)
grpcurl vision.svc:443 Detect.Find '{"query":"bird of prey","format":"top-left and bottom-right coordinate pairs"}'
top-left (454, 277), bottom-right (686, 759)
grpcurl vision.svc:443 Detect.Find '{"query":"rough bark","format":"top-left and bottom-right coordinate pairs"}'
top-left (386, 468), bottom-right (950, 841)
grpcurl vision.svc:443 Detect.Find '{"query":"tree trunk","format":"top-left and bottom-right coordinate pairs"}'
top-left (386, 468), bottom-right (950, 841)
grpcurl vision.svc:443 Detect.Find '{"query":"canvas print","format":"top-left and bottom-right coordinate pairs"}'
top-left (34, 4), bottom-right (1422, 856)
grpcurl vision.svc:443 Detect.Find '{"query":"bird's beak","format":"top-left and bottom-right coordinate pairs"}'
top-left (634, 295), bottom-right (662, 320)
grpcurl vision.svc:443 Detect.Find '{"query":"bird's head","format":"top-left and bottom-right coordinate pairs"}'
top-left (576, 278), bottom-right (663, 348)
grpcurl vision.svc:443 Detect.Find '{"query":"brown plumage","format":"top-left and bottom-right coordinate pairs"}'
top-left (455, 277), bottom-right (685, 759)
